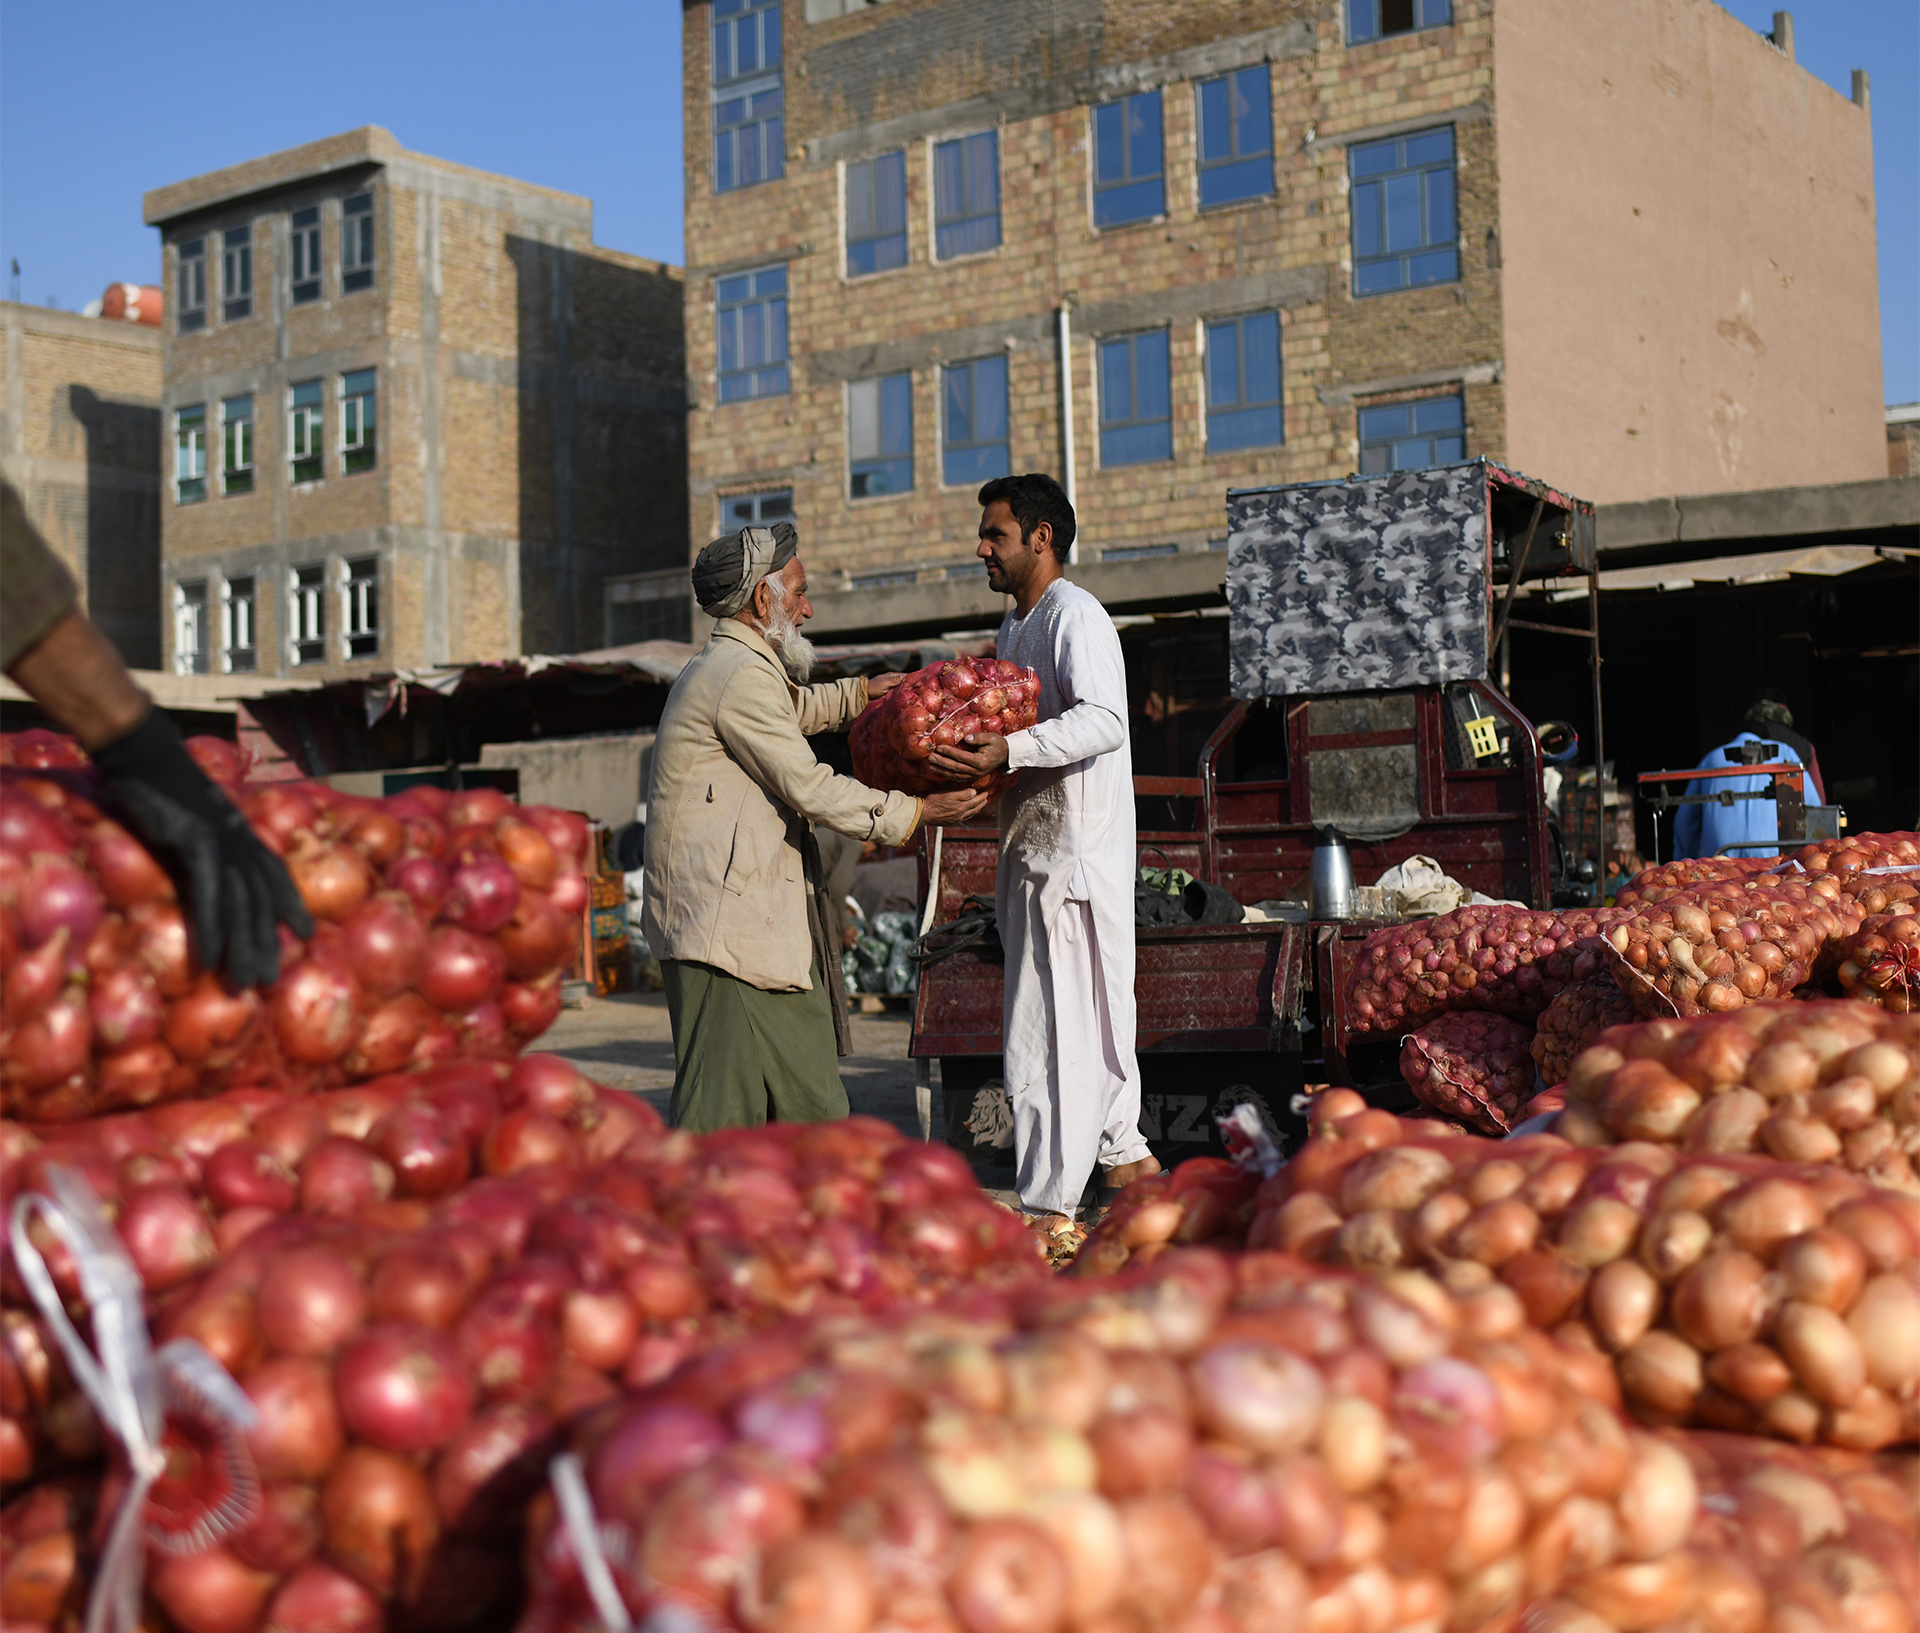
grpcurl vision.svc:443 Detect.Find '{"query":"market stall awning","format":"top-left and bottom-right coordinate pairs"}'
top-left (1535, 542), bottom-right (1902, 597)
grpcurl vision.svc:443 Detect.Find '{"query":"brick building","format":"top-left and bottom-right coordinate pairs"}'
top-left (679, 0), bottom-right (1885, 636)
top-left (1, 302), bottom-right (164, 667)
top-left (145, 127), bottom-right (688, 681)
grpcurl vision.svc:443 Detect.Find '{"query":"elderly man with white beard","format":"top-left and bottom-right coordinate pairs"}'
top-left (642, 522), bottom-right (988, 1130)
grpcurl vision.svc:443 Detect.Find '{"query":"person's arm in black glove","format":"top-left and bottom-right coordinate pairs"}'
top-left (4, 527), bottom-right (312, 987)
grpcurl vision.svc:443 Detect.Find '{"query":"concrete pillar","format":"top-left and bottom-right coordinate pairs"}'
top-left (1852, 70), bottom-right (1871, 111)
top-left (1770, 11), bottom-right (1794, 62)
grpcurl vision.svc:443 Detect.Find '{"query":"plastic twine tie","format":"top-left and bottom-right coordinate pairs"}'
top-left (550, 1450), bottom-right (634, 1633)
top-left (8, 1165), bottom-right (257, 1633)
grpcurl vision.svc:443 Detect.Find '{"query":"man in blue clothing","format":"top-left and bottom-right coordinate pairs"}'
top-left (1671, 695), bottom-right (1823, 860)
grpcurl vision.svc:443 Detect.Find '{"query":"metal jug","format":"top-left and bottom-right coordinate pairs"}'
top-left (1309, 825), bottom-right (1355, 921)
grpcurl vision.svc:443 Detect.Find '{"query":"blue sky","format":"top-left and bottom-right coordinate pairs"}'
top-left (1, 1), bottom-right (1911, 402)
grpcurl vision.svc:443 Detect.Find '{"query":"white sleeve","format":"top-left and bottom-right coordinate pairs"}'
top-left (1004, 599), bottom-right (1127, 770)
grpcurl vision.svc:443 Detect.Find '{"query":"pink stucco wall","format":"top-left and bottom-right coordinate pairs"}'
top-left (1495, 0), bottom-right (1885, 503)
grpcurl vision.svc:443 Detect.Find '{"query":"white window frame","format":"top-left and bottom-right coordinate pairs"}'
top-left (176, 239), bottom-right (207, 332)
top-left (174, 406), bottom-right (207, 502)
top-left (342, 555), bottom-right (379, 659)
top-left (221, 395), bottom-right (254, 495)
top-left (220, 574), bottom-right (257, 674)
top-left (340, 192), bottom-right (375, 292)
top-left (173, 579), bottom-right (209, 675)
top-left (290, 563), bottom-right (328, 665)
top-left (289, 206), bottom-right (322, 303)
top-left (289, 381), bottom-right (323, 482)
top-left (339, 369), bottom-right (375, 473)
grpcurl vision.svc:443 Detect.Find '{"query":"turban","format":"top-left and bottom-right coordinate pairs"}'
top-left (692, 522), bottom-right (798, 617)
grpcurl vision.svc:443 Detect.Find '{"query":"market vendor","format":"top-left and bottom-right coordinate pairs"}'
top-left (641, 522), bottom-right (987, 1131)
top-left (0, 479), bottom-right (310, 985)
top-left (1672, 692), bottom-right (1823, 861)
top-left (929, 474), bottom-right (1160, 1244)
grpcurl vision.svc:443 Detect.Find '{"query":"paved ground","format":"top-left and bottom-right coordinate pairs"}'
top-left (539, 990), bottom-right (1024, 1202)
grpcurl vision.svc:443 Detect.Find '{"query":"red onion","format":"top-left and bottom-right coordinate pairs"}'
top-left (432, 1400), bottom-right (553, 1533)
top-left (548, 870), bottom-right (589, 917)
top-left (420, 926), bottom-right (506, 1011)
top-left (527, 805), bottom-right (590, 872)
top-left (496, 893), bottom-right (572, 978)
top-left (147, 1545), bottom-right (275, 1633)
top-left (5, 926), bottom-right (72, 1025)
top-left (341, 894), bottom-right (427, 997)
top-left (319, 1445), bottom-right (440, 1599)
top-left (369, 1104), bottom-right (471, 1199)
top-left (334, 1323), bottom-right (476, 1453)
top-left (86, 819), bottom-right (173, 907)
top-left (261, 1561), bottom-right (383, 1633)
top-left (370, 1239), bottom-right (475, 1331)
top-left (243, 785), bottom-right (318, 854)
top-left (446, 788), bottom-right (515, 831)
top-left (386, 854), bottom-right (448, 917)
top-left (114, 1182), bottom-right (216, 1291)
top-left (243, 1356), bottom-right (345, 1483)
top-left (202, 1140), bottom-right (297, 1213)
top-left (502, 977), bottom-right (564, 1040)
top-left (270, 956), bottom-right (363, 1065)
top-left (15, 855), bottom-right (103, 949)
top-left (228, 1479), bottom-right (323, 1572)
top-left (493, 820), bottom-right (558, 890)
top-left (444, 856), bottom-right (521, 935)
top-left (88, 963), bottom-right (166, 1051)
top-left (297, 1137), bottom-right (395, 1217)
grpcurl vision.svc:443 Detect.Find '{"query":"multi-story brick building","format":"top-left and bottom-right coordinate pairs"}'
top-left (1, 301), bottom-right (164, 667)
top-left (145, 127), bottom-right (688, 681)
top-left (679, 0), bottom-right (1885, 637)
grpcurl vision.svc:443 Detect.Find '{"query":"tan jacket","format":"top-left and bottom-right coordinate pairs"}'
top-left (640, 620), bottom-right (922, 991)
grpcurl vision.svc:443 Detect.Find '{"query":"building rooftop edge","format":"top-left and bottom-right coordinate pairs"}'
top-left (142, 125), bottom-right (594, 227)
top-left (0, 301), bottom-right (163, 348)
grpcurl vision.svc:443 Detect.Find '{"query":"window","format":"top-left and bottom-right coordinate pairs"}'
top-left (605, 571), bottom-right (693, 645)
top-left (712, 0), bottom-right (783, 193)
top-left (1348, 0), bottom-right (1452, 45)
top-left (174, 581), bottom-right (209, 675)
top-left (1206, 313), bottom-right (1283, 451)
top-left (222, 576), bottom-right (256, 673)
top-left (848, 373), bottom-right (912, 498)
top-left (176, 239), bottom-right (206, 333)
top-left (291, 565), bottom-right (327, 665)
top-left (344, 557), bottom-right (379, 659)
top-left (341, 369), bottom-right (376, 474)
top-left (845, 151), bottom-right (907, 277)
top-left (1358, 394), bottom-right (1465, 473)
top-left (1099, 330), bottom-right (1173, 466)
top-left (289, 380), bottom-right (323, 484)
top-left (340, 193), bottom-right (374, 293)
top-left (719, 488), bottom-right (793, 531)
top-left (290, 206), bottom-right (322, 304)
top-left (1196, 66), bottom-right (1273, 208)
top-left (715, 266), bottom-right (789, 402)
top-left (174, 406), bottom-right (207, 503)
top-left (221, 395), bottom-right (254, 496)
top-left (933, 131), bottom-right (1000, 259)
top-left (1092, 92), bottom-right (1164, 228)
top-left (221, 227), bottom-right (252, 322)
top-left (942, 356), bottom-right (1009, 486)
top-left (1350, 126), bottom-right (1458, 295)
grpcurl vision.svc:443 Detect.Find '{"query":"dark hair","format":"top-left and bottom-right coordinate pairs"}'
top-left (978, 472), bottom-right (1076, 560)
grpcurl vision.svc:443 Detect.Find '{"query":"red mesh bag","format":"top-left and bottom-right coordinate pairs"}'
top-left (1398, 1011), bottom-right (1538, 1134)
top-left (1839, 914), bottom-right (1920, 1012)
top-left (1613, 855), bottom-right (1776, 908)
top-left (1532, 974), bottom-right (1638, 1086)
top-left (848, 657), bottom-right (1040, 798)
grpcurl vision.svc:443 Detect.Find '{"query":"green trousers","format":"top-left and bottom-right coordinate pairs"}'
top-left (662, 959), bottom-right (849, 1131)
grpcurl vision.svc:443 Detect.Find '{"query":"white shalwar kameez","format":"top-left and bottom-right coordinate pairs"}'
top-left (995, 578), bottom-right (1151, 1216)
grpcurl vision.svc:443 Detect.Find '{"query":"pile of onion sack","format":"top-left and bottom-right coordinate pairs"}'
top-left (1532, 977), bottom-right (1638, 1089)
top-left (1, 1071), bottom-right (1047, 1631)
top-left (518, 1245), bottom-right (1704, 1633)
top-left (1086, 1092), bottom-right (1920, 1452)
top-left (1553, 1000), bottom-right (1920, 1193)
top-left (848, 658), bottom-right (1040, 799)
top-left (1, 732), bottom-right (591, 1121)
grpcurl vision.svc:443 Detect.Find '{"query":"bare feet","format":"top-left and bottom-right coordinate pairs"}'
top-left (1100, 1153), bottom-right (1163, 1192)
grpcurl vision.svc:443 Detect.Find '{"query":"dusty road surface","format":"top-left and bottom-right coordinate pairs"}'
top-left (537, 990), bottom-right (939, 1140)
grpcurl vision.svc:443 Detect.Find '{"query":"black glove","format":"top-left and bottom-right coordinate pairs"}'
top-left (92, 710), bottom-right (313, 987)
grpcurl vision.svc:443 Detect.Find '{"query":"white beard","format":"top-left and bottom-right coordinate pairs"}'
top-left (765, 599), bottom-right (816, 684)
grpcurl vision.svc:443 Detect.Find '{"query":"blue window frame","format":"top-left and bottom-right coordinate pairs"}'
top-left (849, 373), bottom-right (913, 498)
top-left (1348, 0), bottom-right (1452, 45)
top-left (1196, 66), bottom-right (1273, 208)
top-left (1092, 91), bottom-right (1164, 227)
top-left (719, 488), bottom-right (792, 531)
top-left (1205, 313), bottom-right (1283, 452)
top-left (846, 151), bottom-right (907, 277)
top-left (712, 0), bottom-right (783, 193)
top-left (1350, 125), bottom-right (1458, 295)
top-left (715, 266), bottom-right (789, 402)
top-left (942, 356), bottom-right (1009, 486)
top-left (933, 131), bottom-right (1000, 259)
top-left (1358, 395), bottom-right (1464, 473)
top-left (1099, 330), bottom-right (1172, 467)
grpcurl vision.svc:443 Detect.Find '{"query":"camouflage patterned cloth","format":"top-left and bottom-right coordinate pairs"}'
top-left (1225, 464), bottom-right (1488, 698)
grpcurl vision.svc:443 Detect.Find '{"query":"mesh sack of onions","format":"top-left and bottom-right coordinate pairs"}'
top-left (1247, 1092), bottom-right (1920, 1450)
top-left (1, 752), bottom-right (591, 1122)
top-left (1533, 977), bottom-right (1639, 1089)
top-left (1594, 877), bottom-right (1868, 1021)
top-left (1612, 854), bottom-right (1779, 909)
top-left (1553, 1001), bottom-right (1920, 1193)
top-left (1526, 1432), bottom-right (1919, 1633)
top-left (517, 1244), bottom-right (1701, 1633)
top-left (1792, 831), bottom-right (1920, 877)
top-left (847, 657), bottom-right (1039, 799)
top-left (1345, 905), bottom-right (1631, 1034)
top-left (1837, 914), bottom-right (1920, 1013)
top-left (1398, 1012), bottom-right (1538, 1136)
top-left (1072, 1155), bottom-right (1260, 1279)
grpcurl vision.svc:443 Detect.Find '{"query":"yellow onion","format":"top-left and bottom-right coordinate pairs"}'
top-left (1773, 1227), bottom-right (1868, 1312)
top-left (1617, 1331), bottom-right (1702, 1415)
top-left (1566, 1555), bottom-right (1695, 1630)
top-left (1680, 1088), bottom-right (1768, 1154)
top-left (1639, 1210), bottom-right (1713, 1282)
top-left (1614, 1434), bottom-right (1697, 1560)
top-left (1555, 1199), bottom-right (1641, 1269)
top-left (1844, 1272), bottom-right (1920, 1391)
top-left (1670, 1250), bottom-right (1773, 1351)
top-left (1316, 1395), bottom-right (1388, 1494)
top-left (1703, 1341), bottom-right (1792, 1403)
top-left (1715, 1178), bottom-right (1823, 1257)
top-left (1587, 1259), bottom-right (1661, 1352)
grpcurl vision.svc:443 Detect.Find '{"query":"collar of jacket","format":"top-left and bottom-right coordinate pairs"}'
top-left (711, 616), bottom-right (801, 702)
